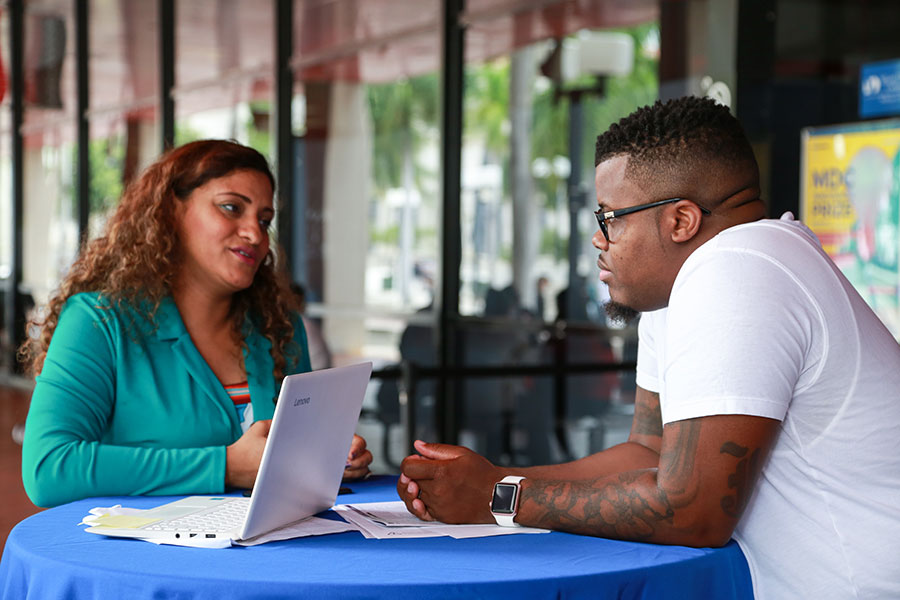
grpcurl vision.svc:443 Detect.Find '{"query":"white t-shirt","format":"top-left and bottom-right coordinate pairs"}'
top-left (635, 214), bottom-right (900, 600)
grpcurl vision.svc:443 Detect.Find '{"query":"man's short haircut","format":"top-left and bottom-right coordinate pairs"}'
top-left (594, 96), bottom-right (758, 189)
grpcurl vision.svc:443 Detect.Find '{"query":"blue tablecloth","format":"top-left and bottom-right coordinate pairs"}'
top-left (0, 475), bottom-right (754, 599)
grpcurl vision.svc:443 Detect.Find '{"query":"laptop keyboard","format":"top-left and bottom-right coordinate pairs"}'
top-left (144, 498), bottom-right (250, 533)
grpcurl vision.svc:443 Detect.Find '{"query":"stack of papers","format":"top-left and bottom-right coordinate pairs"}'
top-left (81, 501), bottom-right (548, 547)
top-left (335, 501), bottom-right (550, 539)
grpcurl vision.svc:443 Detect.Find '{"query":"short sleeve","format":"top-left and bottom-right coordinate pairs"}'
top-left (635, 309), bottom-right (663, 393)
top-left (660, 246), bottom-right (817, 424)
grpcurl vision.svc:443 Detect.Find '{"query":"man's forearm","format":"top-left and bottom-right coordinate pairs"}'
top-left (511, 415), bottom-right (768, 548)
top-left (511, 441), bottom-right (659, 481)
top-left (514, 468), bottom-right (723, 547)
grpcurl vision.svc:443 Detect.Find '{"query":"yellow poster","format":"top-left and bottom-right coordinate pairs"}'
top-left (801, 119), bottom-right (900, 338)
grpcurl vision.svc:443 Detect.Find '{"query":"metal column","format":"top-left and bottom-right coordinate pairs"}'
top-left (159, 0), bottom-right (175, 149)
top-left (436, 0), bottom-right (465, 446)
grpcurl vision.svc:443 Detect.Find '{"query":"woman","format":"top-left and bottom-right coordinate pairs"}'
top-left (20, 139), bottom-right (372, 508)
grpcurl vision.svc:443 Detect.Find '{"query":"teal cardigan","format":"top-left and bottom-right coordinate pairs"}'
top-left (22, 292), bottom-right (311, 507)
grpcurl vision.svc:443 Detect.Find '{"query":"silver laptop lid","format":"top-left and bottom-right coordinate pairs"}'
top-left (239, 361), bottom-right (372, 540)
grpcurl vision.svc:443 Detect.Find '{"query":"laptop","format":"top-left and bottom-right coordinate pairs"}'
top-left (84, 362), bottom-right (373, 543)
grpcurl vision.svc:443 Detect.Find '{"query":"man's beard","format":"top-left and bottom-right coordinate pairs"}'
top-left (604, 300), bottom-right (640, 325)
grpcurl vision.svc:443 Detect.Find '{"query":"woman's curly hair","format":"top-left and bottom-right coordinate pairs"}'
top-left (20, 139), bottom-right (302, 381)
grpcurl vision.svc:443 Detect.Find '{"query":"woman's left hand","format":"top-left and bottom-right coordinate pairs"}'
top-left (343, 434), bottom-right (373, 481)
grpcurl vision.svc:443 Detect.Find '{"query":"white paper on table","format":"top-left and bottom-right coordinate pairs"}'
top-left (343, 501), bottom-right (448, 527)
top-left (334, 505), bottom-right (442, 539)
top-left (444, 525), bottom-right (549, 539)
top-left (233, 516), bottom-right (358, 546)
top-left (334, 501), bottom-right (550, 539)
top-left (79, 504), bottom-right (152, 525)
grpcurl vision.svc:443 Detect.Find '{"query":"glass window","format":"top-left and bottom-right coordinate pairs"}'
top-left (460, 23), bottom-right (660, 322)
top-left (1, 6), bottom-right (13, 370)
top-left (456, 6), bottom-right (659, 460)
top-left (174, 0), bottom-right (274, 159)
top-left (290, 0), bottom-right (443, 472)
top-left (290, 0), bottom-right (441, 323)
top-left (453, 323), bottom-right (637, 466)
top-left (88, 0), bottom-right (161, 237)
top-left (176, 0), bottom-right (274, 89)
top-left (1, 6), bottom-right (12, 278)
top-left (21, 0), bottom-right (78, 307)
top-left (454, 372), bottom-right (633, 466)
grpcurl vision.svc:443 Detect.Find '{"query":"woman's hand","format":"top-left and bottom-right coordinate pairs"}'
top-left (225, 419), bottom-right (271, 489)
top-left (343, 434), bottom-right (373, 481)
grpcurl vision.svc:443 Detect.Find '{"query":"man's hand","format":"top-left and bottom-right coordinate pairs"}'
top-left (397, 440), bottom-right (503, 524)
top-left (225, 419), bottom-right (271, 489)
top-left (343, 434), bottom-right (373, 481)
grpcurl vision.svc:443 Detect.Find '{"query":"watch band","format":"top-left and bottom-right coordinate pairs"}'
top-left (491, 475), bottom-right (525, 527)
top-left (493, 512), bottom-right (519, 527)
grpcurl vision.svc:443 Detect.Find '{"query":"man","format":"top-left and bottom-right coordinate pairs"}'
top-left (398, 96), bottom-right (900, 599)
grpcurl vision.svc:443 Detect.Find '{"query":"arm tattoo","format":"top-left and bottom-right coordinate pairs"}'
top-left (631, 392), bottom-right (663, 438)
top-left (658, 419), bottom-right (701, 500)
top-left (529, 472), bottom-right (674, 540)
top-left (719, 441), bottom-right (760, 518)
top-left (526, 420), bottom-right (701, 540)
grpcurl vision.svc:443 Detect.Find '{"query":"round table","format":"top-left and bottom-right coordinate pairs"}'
top-left (0, 475), bottom-right (754, 599)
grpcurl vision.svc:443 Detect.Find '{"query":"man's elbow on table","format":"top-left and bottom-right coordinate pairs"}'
top-left (545, 510), bottom-right (735, 548)
top-left (612, 513), bottom-right (735, 548)
top-left (642, 478), bottom-right (738, 548)
top-left (664, 505), bottom-right (737, 549)
top-left (678, 523), bottom-right (734, 549)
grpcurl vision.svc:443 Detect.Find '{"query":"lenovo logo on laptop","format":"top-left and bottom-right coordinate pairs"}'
top-left (293, 396), bottom-right (311, 407)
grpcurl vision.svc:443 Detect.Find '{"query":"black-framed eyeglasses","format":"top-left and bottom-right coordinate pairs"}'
top-left (594, 197), bottom-right (711, 242)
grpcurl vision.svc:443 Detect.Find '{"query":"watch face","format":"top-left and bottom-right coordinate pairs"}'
top-left (491, 483), bottom-right (518, 514)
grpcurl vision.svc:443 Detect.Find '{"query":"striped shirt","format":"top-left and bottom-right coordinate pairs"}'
top-left (224, 382), bottom-right (254, 433)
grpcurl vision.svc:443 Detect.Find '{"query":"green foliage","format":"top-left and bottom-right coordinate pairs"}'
top-left (367, 74), bottom-right (439, 194)
top-left (416, 225), bottom-right (437, 241)
top-left (87, 138), bottom-right (125, 215)
top-left (174, 123), bottom-right (205, 147)
top-left (370, 223), bottom-right (400, 245)
top-left (246, 100), bottom-right (273, 161)
top-left (464, 59), bottom-right (511, 159)
top-left (355, 24), bottom-right (658, 272)
top-left (531, 85), bottom-right (570, 165)
top-left (541, 227), bottom-right (567, 257)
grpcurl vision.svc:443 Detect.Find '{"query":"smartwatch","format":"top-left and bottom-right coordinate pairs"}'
top-left (490, 475), bottom-right (525, 527)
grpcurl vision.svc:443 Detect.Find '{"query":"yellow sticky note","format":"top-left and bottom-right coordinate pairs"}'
top-left (91, 514), bottom-right (161, 529)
